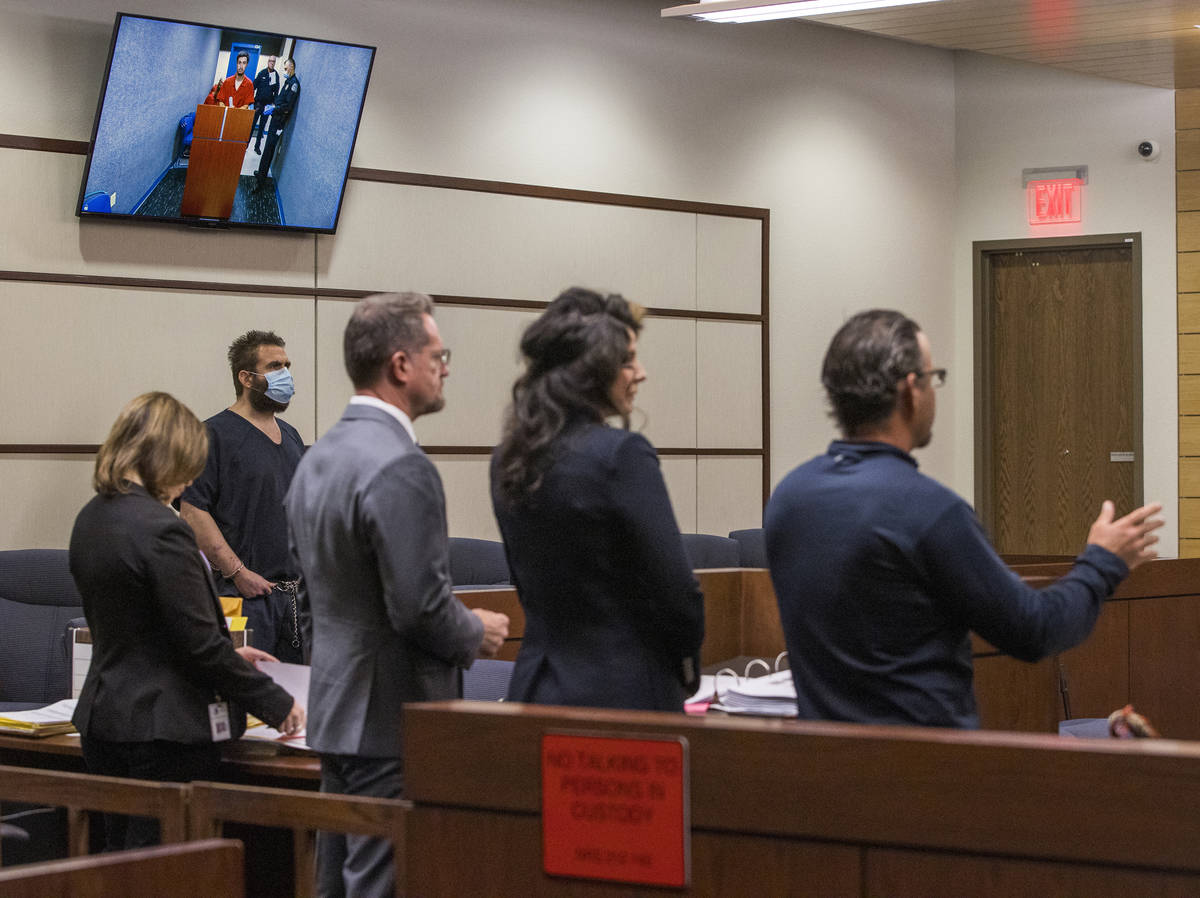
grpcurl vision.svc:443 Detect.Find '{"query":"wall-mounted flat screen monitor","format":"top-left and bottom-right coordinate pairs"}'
top-left (77, 12), bottom-right (375, 234)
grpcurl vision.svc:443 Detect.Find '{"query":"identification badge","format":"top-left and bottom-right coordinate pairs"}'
top-left (208, 701), bottom-right (232, 742)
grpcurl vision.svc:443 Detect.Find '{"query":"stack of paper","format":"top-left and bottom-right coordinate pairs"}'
top-left (241, 660), bottom-right (313, 752)
top-left (712, 671), bottom-right (798, 717)
top-left (0, 698), bottom-right (78, 737)
top-left (684, 675), bottom-right (718, 714)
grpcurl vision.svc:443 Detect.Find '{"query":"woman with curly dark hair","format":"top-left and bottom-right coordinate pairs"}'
top-left (491, 287), bottom-right (704, 711)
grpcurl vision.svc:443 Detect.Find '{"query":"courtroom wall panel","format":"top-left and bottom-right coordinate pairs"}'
top-left (316, 181), bottom-right (699, 308)
top-left (0, 281), bottom-right (317, 444)
top-left (431, 456), bottom-right (501, 542)
top-left (697, 320), bottom-right (764, 449)
top-left (0, 148), bottom-right (313, 287)
top-left (697, 457), bottom-right (764, 535)
top-left (318, 300), bottom-right (539, 447)
top-left (412, 305), bottom-right (538, 447)
top-left (634, 316), bottom-right (698, 449)
top-left (318, 298), bottom-right (705, 450)
top-left (0, 10), bottom-right (112, 141)
top-left (313, 298), bottom-right (356, 439)
top-left (659, 456), bottom-right (698, 535)
top-left (0, 456), bottom-right (96, 550)
top-left (697, 214), bottom-right (763, 315)
top-left (2, 148), bottom-right (764, 548)
top-left (431, 453), bottom-right (708, 542)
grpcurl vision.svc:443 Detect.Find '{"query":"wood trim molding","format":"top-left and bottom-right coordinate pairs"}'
top-left (0, 444), bottom-right (766, 457)
top-left (0, 273), bottom-right (762, 324)
top-left (348, 166), bottom-right (769, 220)
top-left (0, 133), bottom-right (766, 221)
top-left (761, 213), bottom-right (771, 505)
top-left (0, 445), bottom-right (100, 455)
top-left (0, 269), bottom-right (315, 298)
top-left (0, 134), bottom-right (89, 154)
top-left (1182, 92), bottom-right (1199, 546)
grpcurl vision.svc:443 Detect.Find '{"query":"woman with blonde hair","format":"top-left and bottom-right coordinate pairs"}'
top-left (70, 391), bottom-right (304, 849)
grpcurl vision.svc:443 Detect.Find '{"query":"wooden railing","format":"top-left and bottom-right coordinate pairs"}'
top-left (189, 782), bottom-right (408, 898)
top-left (0, 765), bottom-right (188, 865)
top-left (0, 767), bottom-right (408, 898)
top-left (0, 839), bottom-right (244, 898)
top-left (403, 701), bottom-right (1200, 896)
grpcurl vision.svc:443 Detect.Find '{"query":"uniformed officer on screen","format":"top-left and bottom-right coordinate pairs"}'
top-left (251, 54), bottom-right (281, 154)
top-left (253, 58), bottom-right (300, 193)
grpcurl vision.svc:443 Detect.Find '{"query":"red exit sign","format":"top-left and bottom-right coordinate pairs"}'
top-left (1027, 178), bottom-right (1082, 224)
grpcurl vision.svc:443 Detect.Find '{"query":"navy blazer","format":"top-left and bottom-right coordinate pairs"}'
top-left (70, 485), bottom-right (293, 744)
top-left (492, 424), bottom-right (704, 711)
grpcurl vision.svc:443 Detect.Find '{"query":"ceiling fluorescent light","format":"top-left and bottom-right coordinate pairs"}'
top-left (662, 0), bottom-right (947, 23)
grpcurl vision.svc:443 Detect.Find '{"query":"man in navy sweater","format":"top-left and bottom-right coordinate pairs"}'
top-left (765, 309), bottom-right (1163, 728)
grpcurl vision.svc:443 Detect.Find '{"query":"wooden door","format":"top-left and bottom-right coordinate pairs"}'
top-left (976, 238), bottom-right (1141, 555)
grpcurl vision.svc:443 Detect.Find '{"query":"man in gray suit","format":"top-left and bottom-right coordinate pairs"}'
top-left (286, 291), bottom-right (509, 898)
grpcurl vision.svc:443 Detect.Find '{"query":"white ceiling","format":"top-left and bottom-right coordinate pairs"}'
top-left (673, 0), bottom-right (1200, 89)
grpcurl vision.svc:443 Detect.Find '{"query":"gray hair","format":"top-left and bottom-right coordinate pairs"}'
top-left (343, 292), bottom-right (435, 388)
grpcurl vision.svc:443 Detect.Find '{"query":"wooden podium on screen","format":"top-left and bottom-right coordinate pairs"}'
top-left (181, 104), bottom-right (253, 219)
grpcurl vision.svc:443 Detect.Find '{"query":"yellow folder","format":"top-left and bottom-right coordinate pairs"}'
top-left (219, 595), bottom-right (243, 617)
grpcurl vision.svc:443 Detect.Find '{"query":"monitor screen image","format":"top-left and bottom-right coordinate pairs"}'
top-left (77, 13), bottom-right (376, 234)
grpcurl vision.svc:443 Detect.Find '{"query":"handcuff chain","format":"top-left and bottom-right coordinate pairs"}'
top-left (277, 578), bottom-right (302, 649)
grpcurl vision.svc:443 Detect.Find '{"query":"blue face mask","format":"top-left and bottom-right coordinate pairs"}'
top-left (256, 367), bottom-right (295, 403)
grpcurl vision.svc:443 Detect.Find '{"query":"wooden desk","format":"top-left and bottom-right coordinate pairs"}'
top-left (976, 557), bottom-right (1200, 736)
top-left (0, 733), bottom-right (319, 787)
top-left (457, 568), bottom-right (783, 667)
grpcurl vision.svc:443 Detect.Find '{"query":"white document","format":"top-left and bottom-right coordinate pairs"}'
top-left (685, 675), bottom-right (718, 705)
top-left (241, 661), bottom-right (313, 751)
top-left (0, 698), bottom-right (78, 727)
top-left (255, 660), bottom-right (310, 705)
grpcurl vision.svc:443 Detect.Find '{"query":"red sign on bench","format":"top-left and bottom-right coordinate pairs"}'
top-left (541, 731), bottom-right (690, 887)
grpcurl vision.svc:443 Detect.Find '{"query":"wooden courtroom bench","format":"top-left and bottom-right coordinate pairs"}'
top-left (403, 701), bottom-right (1200, 896)
top-left (0, 766), bottom-right (406, 898)
top-left (0, 838), bottom-right (244, 898)
top-left (188, 781), bottom-right (408, 898)
top-left (0, 765), bottom-right (188, 866)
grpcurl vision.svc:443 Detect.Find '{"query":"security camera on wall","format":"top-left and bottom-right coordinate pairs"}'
top-left (1137, 139), bottom-right (1161, 161)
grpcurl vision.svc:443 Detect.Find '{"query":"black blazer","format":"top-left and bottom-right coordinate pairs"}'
top-left (492, 424), bottom-right (704, 711)
top-left (70, 485), bottom-right (293, 744)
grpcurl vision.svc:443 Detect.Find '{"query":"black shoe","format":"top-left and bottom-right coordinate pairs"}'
top-left (254, 145), bottom-right (261, 154)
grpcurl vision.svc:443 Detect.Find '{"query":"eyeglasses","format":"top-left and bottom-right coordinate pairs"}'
top-left (913, 368), bottom-right (947, 388)
top-left (430, 348), bottom-right (451, 366)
